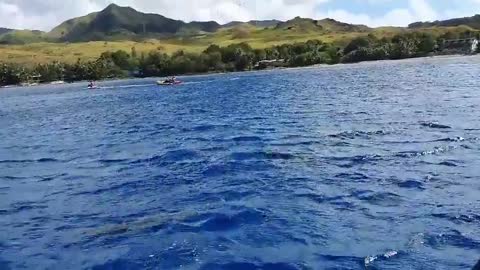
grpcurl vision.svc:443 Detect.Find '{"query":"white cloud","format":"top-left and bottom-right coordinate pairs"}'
top-left (0, 0), bottom-right (107, 30)
top-left (315, 1), bottom-right (430, 28)
top-left (409, 0), bottom-right (437, 21)
top-left (0, 0), bottom-right (480, 31)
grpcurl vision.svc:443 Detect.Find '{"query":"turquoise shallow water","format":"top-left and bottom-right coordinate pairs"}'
top-left (1, 56), bottom-right (480, 269)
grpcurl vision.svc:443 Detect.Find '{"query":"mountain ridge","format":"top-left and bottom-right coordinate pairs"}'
top-left (1, 4), bottom-right (374, 44)
top-left (409, 14), bottom-right (480, 29)
top-left (1, 4), bottom-right (479, 45)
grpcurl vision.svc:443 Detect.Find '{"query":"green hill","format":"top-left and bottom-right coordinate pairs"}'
top-left (47, 3), bottom-right (221, 42)
top-left (275, 17), bottom-right (370, 33)
top-left (44, 5), bottom-right (370, 43)
top-left (0, 29), bottom-right (47, 44)
top-left (223, 20), bottom-right (282, 28)
top-left (317, 18), bottom-right (370, 32)
top-left (409, 14), bottom-right (480, 29)
top-left (1, 4), bottom-right (479, 64)
top-left (0, 28), bottom-right (12, 35)
top-left (48, 12), bottom-right (99, 40)
top-left (275, 17), bottom-right (323, 32)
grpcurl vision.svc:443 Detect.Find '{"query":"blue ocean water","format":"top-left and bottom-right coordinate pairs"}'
top-left (1, 56), bottom-right (480, 270)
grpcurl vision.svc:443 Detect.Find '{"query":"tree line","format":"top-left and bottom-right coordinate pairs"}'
top-left (1, 30), bottom-right (477, 86)
top-left (342, 31), bottom-right (479, 63)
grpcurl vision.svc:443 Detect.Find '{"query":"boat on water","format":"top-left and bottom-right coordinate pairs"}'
top-left (87, 81), bottom-right (99, 89)
top-left (157, 76), bottom-right (182, 86)
top-left (50, 81), bottom-right (65, 85)
top-left (157, 80), bottom-right (182, 86)
top-left (20, 82), bottom-right (39, 87)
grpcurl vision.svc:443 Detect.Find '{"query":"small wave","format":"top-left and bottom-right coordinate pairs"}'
top-left (434, 136), bottom-right (465, 142)
top-left (85, 209), bottom-right (266, 237)
top-left (437, 161), bottom-right (459, 167)
top-left (230, 151), bottom-right (295, 161)
top-left (240, 116), bottom-right (266, 121)
top-left (431, 213), bottom-right (480, 224)
top-left (327, 154), bottom-right (381, 168)
top-left (420, 122), bottom-right (452, 129)
top-left (0, 158), bottom-right (59, 164)
top-left (202, 162), bottom-right (277, 177)
top-left (356, 191), bottom-right (403, 207)
top-left (131, 149), bottom-right (200, 165)
top-left (160, 149), bottom-right (200, 162)
top-left (334, 172), bottom-right (369, 181)
top-left (329, 129), bottom-right (390, 139)
top-left (272, 140), bottom-right (318, 147)
top-left (91, 259), bottom-right (142, 270)
top-left (85, 211), bottom-right (198, 239)
top-left (3, 202), bottom-right (48, 215)
top-left (315, 253), bottom-right (365, 268)
top-left (330, 154), bottom-right (380, 162)
top-left (73, 179), bottom-right (146, 196)
top-left (424, 230), bottom-right (480, 250)
top-left (395, 145), bottom-right (457, 158)
top-left (1, 176), bottom-right (27, 180)
top-left (184, 124), bottom-right (231, 132)
top-left (98, 158), bottom-right (130, 164)
top-left (397, 180), bottom-right (425, 190)
top-left (212, 190), bottom-right (255, 202)
top-left (192, 209), bottom-right (266, 232)
top-left (200, 262), bottom-right (300, 270)
top-left (365, 250), bottom-right (400, 267)
top-left (189, 108), bottom-right (208, 114)
top-left (117, 83), bottom-right (155, 88)
top-left (231, 136), bottom-right (263, 142)
top-left (297, 193), bottom-right (356, 211)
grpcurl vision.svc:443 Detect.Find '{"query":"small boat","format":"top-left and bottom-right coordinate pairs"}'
top-left (87, 81), bottom-right (99, 89)
top-left (20, 82), bottom-right (39, 87)
top-left (157, 80), bottom-right (182, 86)
top-left (50, 81), bottom-right (65, 85)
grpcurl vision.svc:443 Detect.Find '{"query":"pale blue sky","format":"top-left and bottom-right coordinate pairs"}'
top-left (0, 0), bottom-right (479, 31)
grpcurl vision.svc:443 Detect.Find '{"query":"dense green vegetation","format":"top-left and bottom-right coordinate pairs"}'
top-left (1, 28), bottom-right (478, 87)
top-left (1, 3), bottom-right (479, 70)
top-left (342, 31), bottom-right (479, 63)
top-left (1, 3), bottom-right (479, 48)
top-left (0, 40), bottom-right (338, 85)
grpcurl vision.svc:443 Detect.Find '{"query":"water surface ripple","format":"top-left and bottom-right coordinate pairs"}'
top-left (1, 56), bottom-right (480, 269)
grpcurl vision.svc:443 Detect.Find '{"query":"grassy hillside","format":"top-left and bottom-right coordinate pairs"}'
top-left (0, 40), bottom-right (205, 64)
top-left (0, 24), bottom-right (474, 65)
top-left (48, 12), bottom-right (99, 40)
top-left (0, 30), bottom-right (47, 44)
top-left (0, 3), bottom-right (478, 65)
top-left (0, 28), bottom-right (12, 35)
top-left (46, 4), bottom-right (220, 42)
top-left (409, 14), bottom-right (480, 29)
top-left (223, 20), bottom-right (282, 28)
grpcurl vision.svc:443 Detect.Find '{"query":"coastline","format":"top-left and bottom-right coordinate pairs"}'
top-left (2, 53), bottom-right (478, 89)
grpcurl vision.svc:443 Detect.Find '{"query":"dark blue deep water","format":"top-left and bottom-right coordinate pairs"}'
top-left (1, 56), bottom-right (480, 270)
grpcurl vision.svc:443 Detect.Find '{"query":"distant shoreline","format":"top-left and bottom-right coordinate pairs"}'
top-left (2, 53), bottom-right (478, 90)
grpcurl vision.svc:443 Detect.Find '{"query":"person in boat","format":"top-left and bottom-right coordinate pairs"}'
top-left (163, 77), bottom-right (177, 84)
top-left (88, 81), bottom-right (95, 88)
